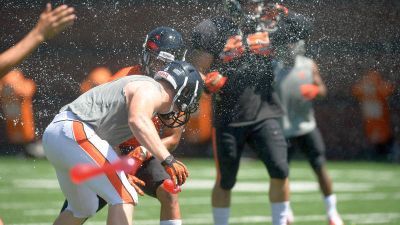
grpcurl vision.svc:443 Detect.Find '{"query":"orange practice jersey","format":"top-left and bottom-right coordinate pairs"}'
top-left (80, 67), bottom-right (112, 93)
top-left (0, 70), bottom-right (36, 143)
top-left (352, 70), bottom-right (394, 144)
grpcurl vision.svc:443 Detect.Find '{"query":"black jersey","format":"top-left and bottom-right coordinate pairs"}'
top-left (191, 12), bottom-right (312, 127)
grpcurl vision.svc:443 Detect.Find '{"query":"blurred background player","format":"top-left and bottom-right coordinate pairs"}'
top-left (189, 0), bottom-right (312, 224)
top-left (80, 67), bottom-right (113, 93)
top-left (43, 61), bottom-right (202, 225)
top-left (273, 40), bottom-right (344, 225)
top-left (352, 70), bottom-right (399, 162)
top-left (0, 69), bottom-right (41, 157)
top-left (0, 3), bottom-right (76, 77)
top-left (62, 27), bottom-right (188, 225)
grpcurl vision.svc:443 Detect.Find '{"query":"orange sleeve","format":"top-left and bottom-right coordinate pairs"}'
top-left (80, 80), bottom-right (93, 93)
top-left (110, 65), bottom-right (143, 81)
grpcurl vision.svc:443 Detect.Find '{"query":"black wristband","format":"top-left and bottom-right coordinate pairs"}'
top-left (161, 155), bottom-right (175, 167)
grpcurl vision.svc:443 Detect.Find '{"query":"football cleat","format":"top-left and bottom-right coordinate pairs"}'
top-left (328, 213), bottom-right (344, 225)
top-left (286, 208), bottom-right (294, 225)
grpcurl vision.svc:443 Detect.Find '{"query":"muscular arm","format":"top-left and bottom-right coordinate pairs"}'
top-left (125, 81), bottom-right (171, 161)
top-left (0, 4), bottom-right (75, 77)
top-left (160, 127), bottom-right (183, 152)
top-left (312, 60), bottom-right (327, 98)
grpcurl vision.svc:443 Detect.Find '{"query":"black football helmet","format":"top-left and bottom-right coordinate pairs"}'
top-left (224, 0), bottom-right (265, 33)
top-left (142, 27), bottom-right (187, 76)
top-left (224, 0), bottom-right (264, 21)
top-left (225, 0), bottom-right (283, 33)
top-left (154, 61), bottom-right (204, 128)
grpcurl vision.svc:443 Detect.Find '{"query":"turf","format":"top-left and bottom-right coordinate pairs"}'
top-left (0, 157), bottom-right (399, 225)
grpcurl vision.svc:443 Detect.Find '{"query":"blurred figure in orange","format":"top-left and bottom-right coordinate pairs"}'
top-left (0, 70), bottom-right (37, 156)
top-left (183, 93), bottom-right (212, 145)
top-left (0, 3), bottom-right (76, 77)
top-left (80, 67), bottom-right (112, 93)
top-left (352, 70), bottom-right (399, 161)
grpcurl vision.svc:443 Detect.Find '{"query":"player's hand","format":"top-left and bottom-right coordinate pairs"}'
top-left (34, 3), bottom-right (76, 41)
top-left (204, 71), bottom-right (227, 93)
top-left (246, 32), bottom-right (272, 56)
top-left (127, 146), bottom-right (152, 163)
top-left (300, 84), bottom-right (320, 100)
top-left (126, 174), bottom-right (145, 196)
top-left (219, 35), bottom-right (245, 63)
top-left (161, 155), bottom-right (189, 186)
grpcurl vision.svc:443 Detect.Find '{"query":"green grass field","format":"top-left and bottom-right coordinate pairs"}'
top-left (0, 157), bottom-right (399, 225)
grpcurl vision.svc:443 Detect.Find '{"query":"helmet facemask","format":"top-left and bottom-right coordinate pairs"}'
top-left (154, 61), bottom-right (202, 128)
top-left (143, 49), bottom-right (180, 76)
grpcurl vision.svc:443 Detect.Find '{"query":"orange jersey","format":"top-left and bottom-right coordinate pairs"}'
top-left (80, 67), bottom-right (112, 93)
top-left (112, 65), bottom-right (163, 151)
top-left (110, 65), bottom-right (143, 81)
top-left (352, 70), bottom-right (394, 144)
top-left (0, 70), bottom-right (36, 143)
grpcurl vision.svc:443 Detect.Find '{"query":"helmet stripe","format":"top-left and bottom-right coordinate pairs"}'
top-left (168, 76), bottom-right (188, 113)
top-left (189, 80), bottom-right (199, 106)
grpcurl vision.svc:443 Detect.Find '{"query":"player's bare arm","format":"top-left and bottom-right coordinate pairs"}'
top-left (312, 61), bottom-right (327, 97)
top-left (160, 127), bottom-right (183, 152)
top-left (124, 80), bottom-right (172, 162)
top-left (0, 3), bottom-right (75, 77)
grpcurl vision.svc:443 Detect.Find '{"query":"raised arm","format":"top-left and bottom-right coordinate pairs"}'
top-left (0, 3), bottom-right (76, 77)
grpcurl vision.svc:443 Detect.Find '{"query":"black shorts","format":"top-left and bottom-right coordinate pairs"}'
top-left (61, 157), bottom-right (169, 214)
top-left (135, 156), bottom-right (170, 197)
top-left (213, 118), bottom-right (289, 190)
top-left (287, 128), bottom-right (326, 170)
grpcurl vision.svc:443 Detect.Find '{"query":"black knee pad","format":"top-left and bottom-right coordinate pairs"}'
top-left (220, 176), bottom-right (237, 190)
top-left (309, 155), bottom-right (326, 171)
top-left (267, 160), bottom-right (289, 179)
top-left (136, 157), bottom-right (170, 198)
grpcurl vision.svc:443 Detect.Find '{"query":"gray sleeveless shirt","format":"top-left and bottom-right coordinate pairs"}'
top-left (60, 75), bottom-right (161, 146)
top-left (273, 55), bottom-right (316, 138)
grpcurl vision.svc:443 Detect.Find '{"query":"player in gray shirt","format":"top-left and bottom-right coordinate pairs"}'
top-left (274, 40), bottom-right (344, 225)
top-left (42, 61), bottom-right (203, 225)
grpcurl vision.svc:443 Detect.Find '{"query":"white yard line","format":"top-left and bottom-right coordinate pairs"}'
top-left (9, 179), bottom-right (376, 193)
top-left (1, 192), bottom-right (398, 213)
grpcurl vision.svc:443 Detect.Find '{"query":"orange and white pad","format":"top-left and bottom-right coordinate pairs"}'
top-left (42, 111), bottom-right (138, 218)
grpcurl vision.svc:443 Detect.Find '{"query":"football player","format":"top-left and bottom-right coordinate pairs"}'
top-left (274, 40), bottom-right (344, 225)
top-left (61, 27), bottom-right (189, 225)
top-left (43, 60), bottom-right (203, 225)
top-left (188, 1), bottom-right (312, 225)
